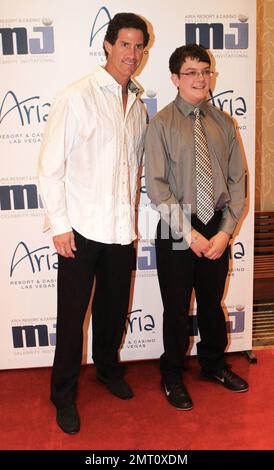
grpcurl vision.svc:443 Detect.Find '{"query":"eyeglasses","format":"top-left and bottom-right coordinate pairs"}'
top-left (179, 70), bottom-right (214, 78)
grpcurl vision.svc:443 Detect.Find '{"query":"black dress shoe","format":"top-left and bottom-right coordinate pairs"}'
top-left (202, 367), bottom-right (249, 392)
top-left (97, 372), bottom-right (133, 399)
top-left (161, 380), bottom-right (193, 410)
top-left (56, 404), bottom-right (80, 434)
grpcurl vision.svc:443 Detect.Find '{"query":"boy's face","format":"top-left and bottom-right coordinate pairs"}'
top-left (171, 57), bottom-right (211, 105)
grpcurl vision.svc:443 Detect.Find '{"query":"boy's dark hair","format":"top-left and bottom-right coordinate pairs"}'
top-left (104, 12), bottom-right (150, 56)
top-left (169, 44), bottom-right (211, 75)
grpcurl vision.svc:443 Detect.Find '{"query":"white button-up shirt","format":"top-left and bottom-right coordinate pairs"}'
top-left (38, 65), bottom-right (147, 244)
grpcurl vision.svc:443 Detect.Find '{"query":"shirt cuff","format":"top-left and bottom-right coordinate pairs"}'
top-left (218, 217), bottom-right (236, 236)
top-left (43, 215), bottom-right (72, 236)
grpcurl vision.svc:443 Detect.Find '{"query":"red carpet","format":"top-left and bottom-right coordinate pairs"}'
top-left (0, 349), bottom-right (273, 450)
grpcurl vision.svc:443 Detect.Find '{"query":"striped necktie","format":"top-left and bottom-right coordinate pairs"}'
top-left (194, 107), bottom-right (214, 225)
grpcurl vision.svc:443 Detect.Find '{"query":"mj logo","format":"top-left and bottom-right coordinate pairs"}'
top-left (0, 184), bottom-right (42, 211)
top-left (0, 26), bottom-right (55, 55)
top-left (12, 324), bottom-right (56, 348)
top-left (185, 21), bottom-right (248, 49)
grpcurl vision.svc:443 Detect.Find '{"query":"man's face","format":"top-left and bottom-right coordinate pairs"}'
top-left (104, 28), bottom-right (145, 83)
top-left (171, 58), bottom-right (212, 105)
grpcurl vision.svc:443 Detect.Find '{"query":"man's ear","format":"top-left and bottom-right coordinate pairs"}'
top-left (104, 40), bottom-right (112, 55)
top-left (171, 73), bottom-right (180, 88)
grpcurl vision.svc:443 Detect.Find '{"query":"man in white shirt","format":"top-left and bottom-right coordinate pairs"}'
top-left (38, 12), bottom-right (150, 434)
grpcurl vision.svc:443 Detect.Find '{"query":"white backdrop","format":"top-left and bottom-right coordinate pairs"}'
top-left (0, 0), bottom-right (256, 369)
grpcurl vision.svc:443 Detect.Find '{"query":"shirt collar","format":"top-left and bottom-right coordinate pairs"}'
top-left (92, 65), bottom-right (141, 95)
top-left (174, 93), bottom-right (209, 117)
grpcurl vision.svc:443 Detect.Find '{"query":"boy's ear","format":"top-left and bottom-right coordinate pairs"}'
top-left (171, 73), bottom-right (180, 88)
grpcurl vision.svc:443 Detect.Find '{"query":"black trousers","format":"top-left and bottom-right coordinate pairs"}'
top-left (155, 212), bottom-right (229, 384)
top-left (51, 229), bottom-right (134, 409)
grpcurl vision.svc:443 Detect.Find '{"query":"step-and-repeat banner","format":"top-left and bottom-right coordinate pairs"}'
top-left (0, 0), bottom-right (256, 369)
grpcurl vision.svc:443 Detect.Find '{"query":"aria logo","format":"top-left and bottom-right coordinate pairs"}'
top-left (89, 6), bottom-right (111, 48)
top-left (0, 91), bottom-right (50, 127)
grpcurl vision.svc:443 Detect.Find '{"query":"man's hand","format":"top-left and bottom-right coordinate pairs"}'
top-left (204, 231), bottom-right (230, 260)
top-left (190, 230), bottom-right (212, 258)
top-left (53, 231), bottom-right (77, 258)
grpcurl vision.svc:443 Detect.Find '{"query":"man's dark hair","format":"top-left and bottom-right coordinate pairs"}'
top-left (169, 44), bottom-right (211, 75)
top-left (104, 12), bottom-right (150, 56)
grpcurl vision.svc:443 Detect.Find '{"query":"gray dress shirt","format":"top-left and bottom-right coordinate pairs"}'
top-left (145, 93), bottom-right (245, 236)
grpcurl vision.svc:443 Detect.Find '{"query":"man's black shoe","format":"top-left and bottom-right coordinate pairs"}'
top-left (97, 372), bottom-right (133, 399)
top-left (202, 367), bottom-right (249, 392)
top-left (161, 380), bottom-right (193, 410)
top-left (56, 404), bottom-right (80, 434)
